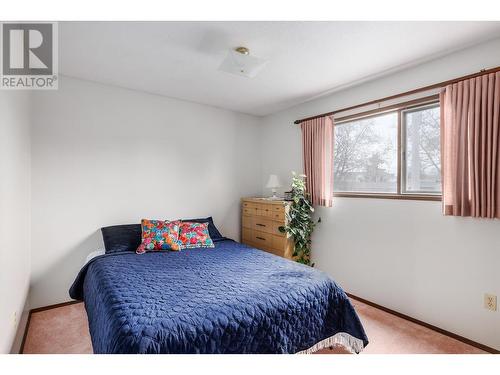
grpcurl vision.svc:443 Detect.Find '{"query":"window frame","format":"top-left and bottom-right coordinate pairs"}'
top-left (400, 102), bottom-right (442, 196)
top-left (333, 95), bottom-right (442, 201)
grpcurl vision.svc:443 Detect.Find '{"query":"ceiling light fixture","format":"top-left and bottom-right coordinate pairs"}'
top-left (218, 46), bottom-right (267, 78)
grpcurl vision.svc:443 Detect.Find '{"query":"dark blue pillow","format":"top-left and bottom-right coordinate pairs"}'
top-left (182, 216), bottom-right (223, 240)
top-left (101, 224), bottom-right (141, 254)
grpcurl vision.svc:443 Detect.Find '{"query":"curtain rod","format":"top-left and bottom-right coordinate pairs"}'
top-left (294, 65), bottom-right (500, 125)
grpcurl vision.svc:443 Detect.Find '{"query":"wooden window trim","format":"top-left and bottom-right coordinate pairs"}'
top-left (333, 192), bottom-right (441, 201)
top-left (333, 95), bottom-right (442, 201)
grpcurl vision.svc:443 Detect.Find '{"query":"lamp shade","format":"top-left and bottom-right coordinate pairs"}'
top-left (266, 174), bottom-right (282, 189)
top-left (218, 49), bottom-right (268, 78)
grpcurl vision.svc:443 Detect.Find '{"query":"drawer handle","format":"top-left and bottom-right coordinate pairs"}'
top-left (256, 236), bottom-right (266, 241)
top-left (256, 223), bottom-right (266, 227)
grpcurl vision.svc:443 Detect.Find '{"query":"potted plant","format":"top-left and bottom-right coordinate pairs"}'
top-left (279, 172), bottom-right (320, 266)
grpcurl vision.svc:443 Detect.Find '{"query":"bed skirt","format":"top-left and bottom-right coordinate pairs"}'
top-left (296, 332), bottom-right (365, 354)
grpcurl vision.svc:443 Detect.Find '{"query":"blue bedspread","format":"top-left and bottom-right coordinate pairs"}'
top-left (69, 239), bottom-right (368, 354)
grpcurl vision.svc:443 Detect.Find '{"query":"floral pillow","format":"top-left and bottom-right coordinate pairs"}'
top-left (136, 219), bottom-right (182, 254)
top-left (178, 221), bottom-right (215, 249)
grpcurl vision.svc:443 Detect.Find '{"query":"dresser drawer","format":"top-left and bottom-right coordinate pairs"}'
top-left (242, 214), bottom-right (254, 229)
top-left (253, 217), bottom-right (272, 232)
top-left (260, 204), bottom-right (273, 217)
top-left (252, 230), bottom-right (273, 248)
top-left (242, 227), bottom-right (253, 243)
top-left (272, 235), bottom-right (286, 249)
top-left (245, 203), bottom-right (260, 214)
top-left (255, 204), bottom-right (264, 216)
top-left (243, 201), bottom-right (286, 217)
top-left (273, 204), bottom-right (285, 212)
top-left (242, 207), bottom-right (253, 216)
top-left (265, 246), bottom-right (285, 257)
top-left (270, 211), bottom-right (285, 221)
top-left (251, 217), bottom-right (284, 236)
top-left (270, 221), bottom-right (285, 236)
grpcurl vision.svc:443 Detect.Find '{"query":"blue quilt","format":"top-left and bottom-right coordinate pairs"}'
top-left (69, 239), bottom-right (368, 354)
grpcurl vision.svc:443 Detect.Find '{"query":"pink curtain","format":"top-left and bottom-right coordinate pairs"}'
top-left (440, 72), bottom-right (500, 218)
top-left (300, 116), bottom-right (334, 207)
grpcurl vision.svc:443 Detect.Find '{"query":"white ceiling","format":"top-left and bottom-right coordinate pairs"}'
top-left (59, 22), bottom-right (500, 116)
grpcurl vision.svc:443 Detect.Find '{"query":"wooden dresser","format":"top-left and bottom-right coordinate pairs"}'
top-left (241, 198), bottom-right (293, 259)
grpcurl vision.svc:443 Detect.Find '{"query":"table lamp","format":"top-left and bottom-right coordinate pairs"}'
top-left (266, 174), bottom-right (282, 200)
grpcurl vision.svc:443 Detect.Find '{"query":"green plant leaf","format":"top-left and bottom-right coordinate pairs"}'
top-left (285, 172), bottom-right (320, 267)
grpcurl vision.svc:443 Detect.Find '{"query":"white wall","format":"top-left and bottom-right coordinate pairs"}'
top-left (260, 37), bottom-right (500, 350)
top-left (30, 76), bottom-right (262, 308)
top-left (0, 91), bottom-right (31, 353)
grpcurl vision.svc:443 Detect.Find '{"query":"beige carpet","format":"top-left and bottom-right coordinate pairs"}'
top-left (22, 298), bottom-right (487, 354)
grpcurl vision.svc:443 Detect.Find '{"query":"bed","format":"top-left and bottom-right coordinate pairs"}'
top-left (69, 224), bottom-right (368, 354)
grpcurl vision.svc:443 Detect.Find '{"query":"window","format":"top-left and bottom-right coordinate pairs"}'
top-left (334, 112), bottom-right (398, 193)
top-left (333, 97), bottom-right (441, 199)
top-left (402, 104), bottom-right (441, 194)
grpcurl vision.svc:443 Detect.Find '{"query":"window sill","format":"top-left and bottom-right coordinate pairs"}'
top-left (333, 192), bottom-right (442, 201)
